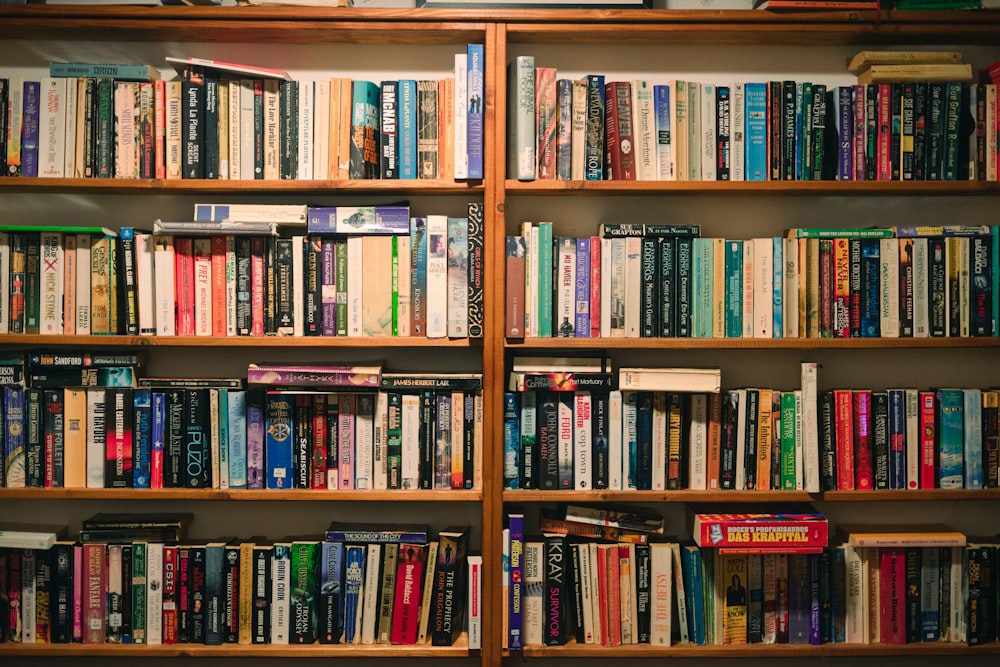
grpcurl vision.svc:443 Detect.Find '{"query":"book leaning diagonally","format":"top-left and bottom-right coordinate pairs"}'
top-left (165, 57), bottom-right (291, 81)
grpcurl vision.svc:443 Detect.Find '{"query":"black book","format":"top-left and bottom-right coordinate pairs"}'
top-left (274, 237), bottom-right (294, 335)
top-left (900, 82), bottom-right (915, 181)
top-left (743, 388), bottom-right (759, 490)
top-left (204, 540), bottom-right (227, 645)
top-left (970, 235), bottom-right (993, 337)
top-left (175, 546), bottom-right (192, 643)
top-left (520, 391), bottom-right (537, 490)
top-left (304, 236), bottom-right (321, 336)
top-left (235, 235), bottom-right (252, 335)
top-left (890, 83), bottom-right (902, 181)
top-left (537, 392), bottom-right (560, 490)
top-left (430, 525), bottom-right (469, 646)
top-left (927, 237), bottom-right (947, 337)
top-left (568, 543), bottom-right (585, 643)
top-left (913, 82), bottom-right (929, 181)
top-left (294, 394), bottom-right (313, 489)
top-left (419, 390), bottom-right (435, 489)
top-left (121, 543), bottom-right (133, 643)
top-left (849, 238), bottom-right (863, 338)
top-left (50, 541), bottom-right (74, 644)
top-left (720, 389), bottom-right (739, 491)
top-left (223, 544), bottom-right (240, 644)
top-left (591, 392), bottom-right (609, 490)
top-left (0, 79), bottom-right (7, 174)
top-left (905, 547), bottom-right (921, 643)
top-left (95, 78), bottom-right (115, 179)
top-left (118, 228), bottom-right (140, 336)
top-left (965, 544), bottom-right (996, 646)
top-left (189, 545), bottom-right (207, 643)
top-left (658, 236), bottom-right (676, 338)
top-left (252, 542), bottom-right (272, 644)
top-left (810, 84), bottom-right (827, 181)
top-left (871, 390), bottom-right (889, 490)
top-left (635, 543), bottom-right (651, 643)
top-left (279, 79), bottom-right (299, 180)
top-left (24, 231), bottom-right (40, 334)
top-left (184, 388), bottom-right (211, 488)
top-left (43, 388), bottom-right (64, 488)
top-left (264, 236), bottom-right (276, 335)
top-left (716, 85), bottom-right (731, 181)
top-left (782, 80), bottom-right (796, 181)
top-left (543, 532), bottom-right (568, 646)
top-left (182, 66), bottom-right (205, 179)
top-left (253, 79), bottom-right (264, 180)
top-left (203, 73), bottom-right (219, 180)
top-left (926, 83), bottom-right (945, 181)
top-left (675, 236), bottom-right (692, 338)
top-left (83, 512), bottom-right (194, 531)
top-left (818, 391), bottom-right (837, 491)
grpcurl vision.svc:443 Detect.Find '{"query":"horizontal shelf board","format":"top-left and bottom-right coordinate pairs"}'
top-left (505, 336), bottom-right (1000, 350)
top-left (512, 640), bottom-right (1000, 657)
top-left (504, 489), bottom-right (1000, 502)
top-left (0, 488), bottom-right (481, 501)
top-left (0, 635), bottom-right (469, 657)
top-left (0, 177), bottom-right (482, 195)
top-left (504, 179), bottom-right (1000, 195)
top-left (0, 334), bottom-right (479, 348)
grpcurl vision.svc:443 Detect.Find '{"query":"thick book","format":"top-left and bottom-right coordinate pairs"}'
top-left (843, 524), bottom-right (966, 547)
top-left (618, 367), bottom-right (721, 393)
top-left (691, 512), bottom-right (829, 553)
top-left (430, 525), bottom-right (469, 645)
top-left (325, 522), bottom-right (430, 544)
top-left (0, 522), bottom-right (67, 549)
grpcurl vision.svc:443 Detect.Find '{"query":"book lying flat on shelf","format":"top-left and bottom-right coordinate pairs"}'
top-left (153, 220), bottom-right (282, 236)
top-left (618, 367), bottom-right (721, 393)
top-left (856, 63), bottom-right (974, 85)
top-left (49, 62), bottom-right (161, 81)
top-left (247, 362), bottom-right (382, 388)
top-left (0, 523), bottom-right (68, 550)
top-left (552, 503), bottom-right (665, 534)
top-left (841, 523), bottom-right (967, 547)
top-left (165, 56), bottom-right (291, 81)
top-left (846, 50), bottom-right (964, 74)
top-left (691, 512), bottom-right (829, 553)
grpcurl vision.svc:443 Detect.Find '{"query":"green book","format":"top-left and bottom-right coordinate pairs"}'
top-left (290, 540), bottom-right (319, 644)
top-left (131, 541), bottom-right (147, 644)
top-left (537, 221), bottom-right (553, 338)
top-left (780, 390), bottom-right (798, 490)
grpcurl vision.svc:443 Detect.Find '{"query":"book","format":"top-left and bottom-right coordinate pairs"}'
top-left (166, 56), bottom-right (289, 80)
top-left (691, 511), bottom-right (829, 553)
top-left (325, 522), bottom-right (430, 544)
top-left (846, 50), bottom-right (964, 74)
top-left (842, 524), bottom-right (967, 547)
top-left (0, 522), bottom-right (67, 549)
top-left (618, 367), bottom-right (721, 393)
top-left (247, 362), bottom-right (381, 388)
top-left (856, 63), bottom-right (974, 85)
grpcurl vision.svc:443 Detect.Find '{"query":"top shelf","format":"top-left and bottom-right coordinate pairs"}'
top-left (1, 5), bottom-right (999, 45)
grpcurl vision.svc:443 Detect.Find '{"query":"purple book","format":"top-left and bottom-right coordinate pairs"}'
top-left (787, 554), bottom-right (811, 644)
top-left (246, 362), bottom-right (381, 388)
top-left (306, 205), bottom-right (410, 235)
top-left (574, 237), bottom-right (590, 337)
top-left (808, 553), bottom-right (821, 645)
top-left (245, 390), bottom-right (265, 489)
top-left (21, 80), bottom-right (41, 178)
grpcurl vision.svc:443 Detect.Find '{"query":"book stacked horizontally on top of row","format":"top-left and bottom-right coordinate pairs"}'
top-left (847, 50), bottom-right (973, 85)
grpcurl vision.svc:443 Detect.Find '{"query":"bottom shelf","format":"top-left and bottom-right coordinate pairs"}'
top-left (0, 633), bottom-right (470, 657)
top-left (509, 638), bottom-right (1000, 657)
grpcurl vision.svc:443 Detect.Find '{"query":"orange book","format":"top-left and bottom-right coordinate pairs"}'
top-left (755, 389), bottom-right (773, 490)
top-left (438, 76), bottom-right (454, 181)
top-left (211, 235), bottom-right (227, 337)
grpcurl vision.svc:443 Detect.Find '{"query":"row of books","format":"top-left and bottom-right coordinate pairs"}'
top-left (0, 521), bottom-right (478, 647)
top-left (0, 205), bottom-right (484, 338)
top-left (0, 366), bottom-right (484, 492)
top-left (1, 49), bottom-right (485, 181)
top-left (508, 57), bottom-right (997, 183)
top-left (505, 223), bottom-right (999, 339)
top-left (505, 512), bottom-right (998, 647)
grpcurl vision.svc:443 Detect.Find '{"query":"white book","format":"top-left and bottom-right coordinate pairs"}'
top-left (651, 392), bottom-right (667, 491)
top-left (298, 79), bottom-right (315, 180)
top-left (114, 81), bottom-right (138, 179)
top-left (904, 388), bottom-right (920, 490)
top-left (731, 82), bottom-right (745, 182)
top-left (135, 231), bottom-right (156, 335)
top-left (75, 232), bottom-right (92, 334)
top-left (600, 237), bottom-right (611, 338)
top-left (649, 542), bottom-right (672, 646)
top-left (152, 234), bottom-right (175, 336)
top-left (734, 388), bottom-right (748, 490)
top-left (448, 217), bottom-right (469, 338)
top-left (912, 236), bottom-right (930, 337)
top-left (347, 235), bottom-right (364, 336)
top-left (948, 545), bottom-right (964, 642)
top-left (782, 237), bottom-right (799, 338)
top-left (624, 542), bottom-right (639, 644)
top-left (688, 392), bottom-right (708, 490)
top-left (424, 214), bottom-right (449, 338)
top-left (556, 236), bottom-right (576, 337)
top-left (741, 238), bottom-right (754, 338)
top-left (574, 391), bottom-right (592, 490)
top-left (631, 79), bottom-right (656, 181)
top-left (880, 237), bottom-right (900, 337)
top-left (225, 235), bottom-right (237, 337)
top-left (467, 554), bottom-right (483, 649)
top-left (270, 543), bottom-right (291, 644)
top-left (752, 237), bottom-right (773, 337)
top-left (146, 542), bottom-right (164, 645)
top-left (608, 390), bottom-right (623, 490)
top-left (314, 79), bottom-right (331, 181)
top-left (454, 53), bottom-right (469, 180)
top-left (624, 236), bottom-right (641, 338)
top-left (39, 231), bottom-right (63, 334)
top-left (0, 232), bottom-right (8, 334)
top-left (63, 77), bottom-right (77, 178)
top-left (21, 549), bottom-right (36, 643)
top-left (292, 235), bottom-right (305, 336)
top-left (86, 388), bottom-right (105, 488)
top-left (193, 237), bottom-right (212, 336)
top-left (361, 543), bottom-right (381, 644)
top-left (843, 544), bottom-right (864, 643)
top-left (373, 391), bottom-right (388, 490)
top-left (396, 235), bottom-right (411, 337)
top-left (227, 79), bottom-right (241, 180)
top-left (527, 223), bottom-right (539, 337)
top-left (239, 79), bottom-right (256, 180)
top-left (523, 540), bottom-right (544, 645)
top-left (264, 79), bottom-right (281, 180)
top-left (39, 77), bottom-right (67, 177)
top-left (355, 394), bottom-right (374, 489)
top-left (165, 80), bottom-right (183, 179)
top-left (571, 79), bottom-right (587, 181)
top-left (400, 393), bottom-right (420, 489)
top-left (958, 236), bottom-right (970, 337)
top-left (801, 362), bottom-right (820, 493)
top-left (700, 83), bottom-right (716, 181)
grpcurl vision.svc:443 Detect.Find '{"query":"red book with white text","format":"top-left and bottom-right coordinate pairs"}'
top-left (604, 81), bottom-right (636, 181)
top-left (833, 389), bottom-right (855, 490)
top-left (919, 390), bottom-right (937, 489)
top-left (162, 544), bottom-right (178, 644)
top-left (852, 390), bottom-right (874, 490)
top-left (879, 547), bottom-right (907, 644)
top-left (390, 542), bottom-right (426, 644)
top-left (691, 512), bottom-right (828, 552)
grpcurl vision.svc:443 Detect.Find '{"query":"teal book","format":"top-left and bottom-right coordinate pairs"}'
top-left (692, 237), bottom-right (713, 338)
top-left (350, 80), bottom-right (380, 179)
top-left (398, 79), bottom-right (418, 180)
top-left (681, 545), bottom-right (705, 645)
top-left (744, 82), bottom-right (767, 181)
top-left (935, 387), bottom-right (964, 488)
top-left (507, 55), bottom-right (536, 181)
top-left (537, 221), bottom-right (553, 337)
top-left (227, 390), bottom-right (247, 489)
top-left (724, 240), bottom-right (742, 338)
top-left (772, 236), bottom-right (783, 338)
top-left (50, 62), bottom-right (160, 81)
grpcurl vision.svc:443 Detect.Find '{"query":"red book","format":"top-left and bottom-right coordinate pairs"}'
top-left (83, 543), bottom-right (106, 644)
top-left (604, 81), bottom-right (636, 181)
top-left (311, 394), bottom-right (328, 489)
top-left (390, 542), bottom-right (426, 644)
top-left (833, 389), bottom-right (855, 490)
top-left (879, 547), bottom-right (907, 644)
top-left (535, 67), bottom-right (557, 180)
top-left (250, 236), bottom-right (265, 337)
top-left (193, 237), bottom-right (212, 336)
top-left (691, 513), bottom-right (829, 552)
top-left (876, 83), bottom-right (892, 181)
top-left (919, 390), bottom-right (937, 489)
top-left (589, 235), bottom-right (601, 338)
top-left (211, 235), bottom-right (228, 337)
top-left (162, 545), bottom-right (178, 644)
top-left (595, 544), bottom-right (610, 646)
top-left (605, 542), bottom-right (622, 646)
top-left (174, 237), bottom-right (195, 336)
top-left (832, 237), bottom-right (851, 338)
top-left (853, 390), bottom-right (874, 490)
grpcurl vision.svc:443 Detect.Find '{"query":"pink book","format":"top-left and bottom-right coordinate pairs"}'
top-left (174, 237), bottom-right (195, 336)
top-left (833, 389), bottom-right (855, 490)
top-left (590, 236), bottom-right (601, 338)
top-left (73, 544), bottom-right (83, 641)
top-left (852, 390), bottom-right (874, 490)
top-left (338, 393), bottom-right (356, 490)
top-left (83, 543), bottom-right (106, 643)
top-left (389, 543), bottom-right (426, 644)
top-left (154, 79), bottom-right (166, 179)
top-left (211, 235), bottom-right (227, 337)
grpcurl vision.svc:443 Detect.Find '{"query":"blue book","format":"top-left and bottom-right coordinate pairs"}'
top-left (227, 390), bottom-right (247, 489)
top-left (319, 541), bottom-right (345, 643)
top-left (692, 237), bottom-right (713, 338)
top-left (399, 80), bottom-right (418, 179)
top-left (246, 390), bottom-right (265, 489)
top-left (624, 391), bottom-right (638, 490)
top-left (681, 545), bottom-right (705, 645)
top-left (342, 544), bottom-right (366, 644)
top-left (575, 237), bottom-right (590, 337)
top-left (860, 238), bottom-right (881, 337)
top-left (503, 393), bottom-right (520, 489)
top-left (808, 553), bottom-right (821, 645)
top-left (264, 393), bottom-right (294, 489)
top-left (21, 80), bottom-right (40, 178)
top-left (794, 81), bottom-right (804, 181)
top-left (724, 240), bottom-right (742, 338)
top-left (744, 83), bottom-right (767, 181)
top-left (964, 388), bottom-right (983, 489)
top-left (537, 222), bottom-right (553, 337)
top-left (507, 513), bottom-right (525, 649)
top-left (888, 388), bottom-right (907, 490)
top-left (151, 392), bottom-right (166, 488)
top-left (217, 389), bottom-right (229, 489)
top-left (788, 554), bottom-right (811, 643)
top-left (466, 44), bottom-right (485, 179)
top-left (772, 236), bottom-right (783, 338)
top-left (584, 74), bottom-right (605, 181)
top-left (654, 84), bottom-right (671, 179)
top-left (919, 545), bottom-right (940, 641)
top-left (350, 80), bottom-right (380, 179)
top-left (636, 392), bottom-right (653, 490)
top-left (936, 387), bottom-right (964, 488)
top-left (132, 388), bottom-right (152, 489)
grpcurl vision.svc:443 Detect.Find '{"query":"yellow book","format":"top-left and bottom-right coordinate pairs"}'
top-left (856, 63), bottom-right (973, 85)
top-left (846, 49), bottom-right (963, 74)
top-left (843, 523), bottom-right (966, 547)
top-left (361, 236), bottom-right (393, 336)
